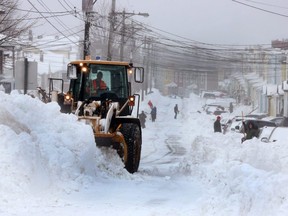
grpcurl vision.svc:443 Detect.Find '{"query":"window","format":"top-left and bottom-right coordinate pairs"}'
top-left (84, 64), bottom-right (128, 99)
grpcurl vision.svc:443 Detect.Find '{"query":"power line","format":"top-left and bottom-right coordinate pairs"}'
top-left (232, 0), bottom-right (288, 18)
top-left (37, 0), bottom-right (79, 41)
top-left (6, 13), bottom-right (71, 21)
top-left (2, 5), bottom-right (73, 14)
top-left (27, 0), bottom-right (79, 47)
top-left (241, 0), bottom-right (288, 10)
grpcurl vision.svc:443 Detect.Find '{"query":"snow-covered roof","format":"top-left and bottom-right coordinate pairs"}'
top-left (187, 84), bottom-right (197, 89)
top-left (278, 84), bottom-right (284, 95)
top-left (165, 82), bottom-right (177, 87)
top-left (252, 81), bottom-right (266, 90)
top-left (263, 84), bottom-right (278, 96)
top-left (283, 80), bottom-right (288, 91)
top-left (32, 35), bottom-right (79, 52)
top-left (24, 35), bottom-right (80, 75)
top-left (244, 72), bottom-right (259, 80)
top-left (30, 50), bottom-right (77, 75)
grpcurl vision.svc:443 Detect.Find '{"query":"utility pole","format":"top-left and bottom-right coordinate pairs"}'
top-left (146, 39), bottom-right (151, 94)
top-left (107, 6), bottom-right (148, 61)
top-left (142, 36), bottom-right (149, 97)
top-left (83, 12), bottom-right (91, 59)
top-left (129, 21), bottom-right (136, 63)
top-left (107, 0), bottom-right (116, 61)
top-left (119, 11), bottom-right (149, 61)
top-left (149, 42), bottom-right (155, 93)
top-left (24, 57), bottom-right (28, 94)
top-left (120, 10), bottom-right (126, 61)
top-left (82, 0), bottom-right (96, 59)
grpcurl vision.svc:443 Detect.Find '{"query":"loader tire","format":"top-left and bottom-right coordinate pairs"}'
top-left (120, 123), bottom-right (142, 173)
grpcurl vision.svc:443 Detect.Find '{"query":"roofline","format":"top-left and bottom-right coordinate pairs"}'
top-left (69, 60), bottom-right (130, 66)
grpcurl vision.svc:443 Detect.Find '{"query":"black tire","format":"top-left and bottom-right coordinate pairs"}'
top-left (120, 123), bottom-right (142, 173)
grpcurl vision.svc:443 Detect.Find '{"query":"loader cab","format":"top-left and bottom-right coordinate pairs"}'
top-left (67, 60), bottom-right (143, 115)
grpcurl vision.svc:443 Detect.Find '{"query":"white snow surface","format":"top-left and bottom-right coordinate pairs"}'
top-left (1, 89), bottom-right (288, 215)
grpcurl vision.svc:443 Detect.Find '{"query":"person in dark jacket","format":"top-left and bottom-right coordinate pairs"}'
top-left (174, 104), bottom-right (179, 119)
top-left (229, 102), bottom-right (233, 113)
top-left (214, 116), bottom-right (222, 133)
top-left (241, 121), bottom-right (260, 142)
top-left (151, 106), bottom-right (157, 122)
top-left (139, 111), bottom-right (147, 128)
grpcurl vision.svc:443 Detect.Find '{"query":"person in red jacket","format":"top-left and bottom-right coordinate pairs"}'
top-left (87, 72), bottom-right (107, 94)
top-left (92, 72), bottom-right (107, 90)
top-left (214, 116), bottom-right (222, 133)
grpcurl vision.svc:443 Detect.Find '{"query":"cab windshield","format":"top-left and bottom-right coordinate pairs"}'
top-left (83, 64), bottom-right (128, 100)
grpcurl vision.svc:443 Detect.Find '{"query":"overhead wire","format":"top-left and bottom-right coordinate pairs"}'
top-left (240, 0), bottom-right (288, 10)
top-left (120, 18), bottom-right (268, 69)
top-left (232, 0), bottom-right (288, 18)
top-left (27, 0), bottom-right (80, 47)
top-left (20, 29), bottom-right (84, 51)
top-left (21, 0), bottom-right (284, 76)
top-left (80, 6), bottom-right (250, 67)
top-left (137, 23), bottom-right (277, 66)
top-left (37, 0), bottom-right (80, 41)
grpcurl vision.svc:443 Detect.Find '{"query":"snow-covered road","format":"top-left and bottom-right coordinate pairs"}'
top-left (1, 90), bottom-right (288, 215)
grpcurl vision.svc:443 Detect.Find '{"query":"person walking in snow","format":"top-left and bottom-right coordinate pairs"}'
top-left (151, 106), bottom-right (157, 122)
top-left (214, 116), bottom-right (222, 133)
top-left (229, 102), bottom-right (233, 113)
top-left (174, 104), bottom-right (179, 119)
top-left (148, 100), bottom-right (153, 109)
top-left (139, 111), bottom-right (147, 128)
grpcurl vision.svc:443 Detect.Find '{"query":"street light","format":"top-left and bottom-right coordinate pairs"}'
top-left (137, 13), bottom-right (149, 18)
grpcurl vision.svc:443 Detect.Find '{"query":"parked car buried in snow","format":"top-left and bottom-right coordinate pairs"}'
top-left (260, 127), bottom-right (288, 143)
top-left (237, 119), bottom-right (277, 134)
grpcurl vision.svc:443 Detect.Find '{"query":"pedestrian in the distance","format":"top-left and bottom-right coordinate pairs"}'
top-left (139, 111), bottom-right (147, 128)
top-left (151, 106), bottom-right (157, 122)
top-left (174, 104), bottom-right (179, 119)
top-left (148, 100), bottom-right (153, 109)
top-left (214, 116), bottom-right (222, 133)
top-left (229, 102), bottom-right (233, 113)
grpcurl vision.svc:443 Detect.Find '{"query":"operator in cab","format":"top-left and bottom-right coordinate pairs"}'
top-left (92, 72), bottom-right (107, 90)
top-left (87, 71), bottom-right (107, 95)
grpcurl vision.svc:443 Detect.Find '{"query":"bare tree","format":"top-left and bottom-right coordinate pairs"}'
top-left (0, 0), bottom-right (35, 45)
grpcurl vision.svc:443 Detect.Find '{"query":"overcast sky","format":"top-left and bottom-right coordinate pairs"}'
top-left (20, 0), bottom-right (288, 46)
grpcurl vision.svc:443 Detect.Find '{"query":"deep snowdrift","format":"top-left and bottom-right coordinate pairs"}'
top-left (1, 90), bottom-right (288, 215)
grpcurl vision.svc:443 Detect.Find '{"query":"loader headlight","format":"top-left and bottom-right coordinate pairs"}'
top-left (65, 94), bottom-right (71, 100)
top-left (64, 92), bottom-right (73, 105)
top-left (128, 95), bottom-right (135, 106)
top-left (128, 68), bottom-right (133, 75)
top-left (81, 66), bottom-right (88, 72)
top-left (79, 63), bottom-right (88, 73)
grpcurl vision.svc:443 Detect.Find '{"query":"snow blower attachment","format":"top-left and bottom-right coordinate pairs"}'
top-left (48, 60), bottom-right (144, 173)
